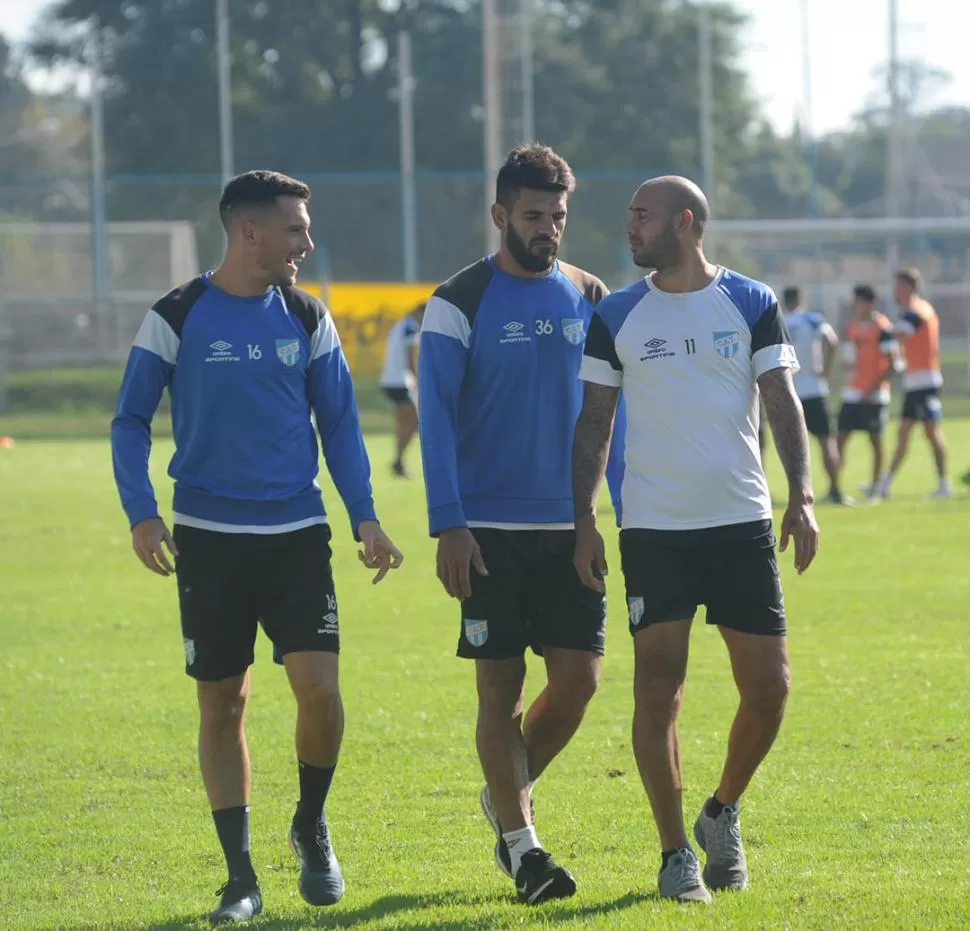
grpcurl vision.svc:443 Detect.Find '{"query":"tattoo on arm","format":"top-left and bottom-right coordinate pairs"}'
top-left (572, 383), bottom-right (621, 520)
top-left (758, 367), bottom-right (813, 499)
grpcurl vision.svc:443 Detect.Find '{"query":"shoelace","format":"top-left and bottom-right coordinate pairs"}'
top-left (710, 810), bottom-right (744, 859)
top-left (520, 849), bottom-right (554, 873)
top-left (314, 823), bottom-right (333, 864)
top-left (215, 879), bottom-right (253, 900)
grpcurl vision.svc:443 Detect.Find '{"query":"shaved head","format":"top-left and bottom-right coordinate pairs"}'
top-left (636, 175), bottom-right (710, 234)
top-left (626, 175), bottom-right (711, 271)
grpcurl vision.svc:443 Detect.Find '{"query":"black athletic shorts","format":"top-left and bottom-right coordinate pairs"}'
top-left (902, 387), bottom-right (943, 423)
top-left (457, 528), bottom-right (607, 660)
top-left (620, 520), bottom-right (786, 637)
top-left (838, 401), bottom-right (888, 435)
top-left (801, 396), bottom-right (832, 439)
top-left (382, 385), bottom-right (414, 407)
top-left (173, 523), bottom-right (339, 681)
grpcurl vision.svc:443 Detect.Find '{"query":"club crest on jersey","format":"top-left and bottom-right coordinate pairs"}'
top-left (713, 330), bottom-right (740, 358)
top-left (183, 637), bottom-right (196, 666)
top-left (464, 618), bottom-right (489, 647)
top-left (561, 318), bottom-right (585, 345)
top-left (276, 339), bottom-right (301, 367)
top-left (628, 597), bottom-right (645, 628)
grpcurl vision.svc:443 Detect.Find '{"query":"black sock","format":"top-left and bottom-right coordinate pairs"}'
top-left (295, 760), bottom-right (336, 827)
top-left (212, 806), bottom-right (257, 885)
top-left (661, 848), bottom-right (683, 869)
top-left (705, 793), bottom-right (726, 819)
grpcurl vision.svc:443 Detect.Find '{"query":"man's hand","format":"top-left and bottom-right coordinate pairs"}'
top-left (778, 495), bottom-right (819, 574)
top-left (357, 520), bottom-right (404, 584)
top-left (436, 527), bottom-right (487, 600)
top-left (573, 516), bottom-right (608, 593)
top-left (131, 517), bottom-right (178, 576)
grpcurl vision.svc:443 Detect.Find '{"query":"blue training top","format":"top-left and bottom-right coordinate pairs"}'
top-left (419, 256), bottom-right (625, 536)
top-left (111, 273), bottom-right (376, 538)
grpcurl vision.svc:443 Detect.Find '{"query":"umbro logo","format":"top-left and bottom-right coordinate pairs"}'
top-left (500, 320), bottom-right (531, 345)
top-left (205, 338), bottom-right (240, 363)
top-left (640, 337), bottom-right (675, 361)
top-left (209, 340), bottom-right (232, 352)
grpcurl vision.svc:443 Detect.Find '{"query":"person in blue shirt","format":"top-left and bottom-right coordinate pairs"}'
top-left (419, 145), bottom-right (624, 905)
top-left (111, 170), bottom-right (402, 925)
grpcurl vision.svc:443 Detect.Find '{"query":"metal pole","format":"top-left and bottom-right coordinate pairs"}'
top-left (521, 0), bottom-right (535, 142)
top-left (89, 20), bottom-right (109, 336)
top-left (483, 0), bottom-right (502, 253)
top-left (799, 0), bottom-right (824, 308)
top-left (698, 4), bottom-right (716, 256)
top-left (217, 0), bottom-right (234, 187)
top-left (886, 0), bottom-right (902, 307)
top-left (398, 31), bottom-right (418, 282)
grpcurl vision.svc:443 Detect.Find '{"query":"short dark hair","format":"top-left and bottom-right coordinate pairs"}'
top-left (896, 268), bottom-right (922, 293)
top-left (495, 144), bottom-right (576, 210)
top-left (782, 286), bottom-right (801, 308)
top-left (219, 170), bottom-right (310, 230)
top-left (853, 284), bottom-right (876, 303)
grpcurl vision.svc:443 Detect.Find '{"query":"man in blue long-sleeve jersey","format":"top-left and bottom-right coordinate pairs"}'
top-left (111, 170), bottom-right (402, 924)
top-left (419, 145), bottom-right (624, 904)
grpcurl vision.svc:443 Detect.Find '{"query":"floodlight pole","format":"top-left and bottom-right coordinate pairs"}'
top-left (483, 0), bottom-right (502, 254)
top-left (398, 31), bottom-right (418, 282)
top-left (217, 0), bottom-right (234, 188)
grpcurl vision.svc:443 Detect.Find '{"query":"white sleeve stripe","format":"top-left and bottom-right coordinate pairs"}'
top-left (579, 355), bottom-right (623, 387)
top-left (895, 320), bottom-right (916, 336)
top-left (422, 296), bottom-right (471, 348)
top-left (133, 309), bottom-right (179, 365)
top-left (753, 343), bottom-right (800, 379)
top-left (819, 322), bottom-right (836, 339)
top-left (310, 313), bottom-right (341, 361)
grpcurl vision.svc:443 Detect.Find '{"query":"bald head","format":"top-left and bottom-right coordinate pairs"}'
top-left (636, 175), bottom-right (710, 235)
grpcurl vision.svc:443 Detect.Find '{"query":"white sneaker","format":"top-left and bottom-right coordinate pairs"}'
top-left (929, 485), bottom-right (953, 500)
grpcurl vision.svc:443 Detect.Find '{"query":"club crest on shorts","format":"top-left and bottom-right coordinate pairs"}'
top-left (276, 338), bottom-right (301, 367)
top-left (464, 618), bottom-right (489, 647)
top-left (183, 637), bottom-right (196, 666)
top-left (561, 318), bottom-right (585, 345)
top-left (627, 597), bottom-right (645, 627)
top-left (713, 330), bottom-right (740, 358)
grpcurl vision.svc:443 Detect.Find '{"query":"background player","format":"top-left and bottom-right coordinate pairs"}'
top-left (380, 302), bottom-right (425, 478)
top-left (419, 144), bottom-right (624, 905)
top-left (836, 285), bottom-right (898, 501)
top-left (782, 286), bottom-right (845, 504)
top-left (874, 269), bottom-right (951, 499)
top-left (573, 176), bottom-right (817, 904)
top-left (111, 171), bottom-right (402, 924)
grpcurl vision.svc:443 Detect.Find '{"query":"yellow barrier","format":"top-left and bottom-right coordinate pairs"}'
top-left (303, 281), bottom-right (436, 375)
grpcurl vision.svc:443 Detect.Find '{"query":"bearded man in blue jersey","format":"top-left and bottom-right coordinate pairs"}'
top-left (111, 170), bottom-right (402, 924)
top-left (418, 145), bottom-right (624, 904)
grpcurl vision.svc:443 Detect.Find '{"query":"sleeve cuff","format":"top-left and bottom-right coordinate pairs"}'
top-left (429, 502), bottom-right (467, 537)
top-left (348, 498), bottom-right (378, 541)
top-left (579, 356), bottom-right (623, 387)
top-left (126, 501), bottom-right (160, 530)
top-left (753, 344), bottom-right (800, 379)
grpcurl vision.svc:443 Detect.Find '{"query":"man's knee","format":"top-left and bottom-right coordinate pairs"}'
top-left (476, 659), bottom-right (527, 719)
top-left (546, 653), bottom-right (601, 711)
top-left (739, 660), bottom-right (792, 713)
top-left (295, 676), bottom-right (341, 719)
top-left (634, 659), bottom-right (687, 722)
top-left (198, 677), bottom-right (248, 733)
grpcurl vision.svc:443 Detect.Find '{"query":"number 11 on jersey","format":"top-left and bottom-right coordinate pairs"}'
top-left (684, 338), bottom-right (696, 355)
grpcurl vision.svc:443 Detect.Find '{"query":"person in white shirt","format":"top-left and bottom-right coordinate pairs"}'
top-left (782, 286), bottom-right (845, 504)
top-left (571, 176), bottom-right (819, 905)
top-left (379, 303), bottom-right (425, 477)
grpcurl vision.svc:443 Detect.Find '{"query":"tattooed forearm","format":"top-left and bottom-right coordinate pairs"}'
top-left (758, 366), bottom-right (814, 499)
top-left (572, 382), bottom-right (621, 520)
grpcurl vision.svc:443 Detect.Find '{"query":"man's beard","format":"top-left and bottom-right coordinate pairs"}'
top-left (633, 225), bottom-right (680, 271)
top-left (507, 222), bottom-right (557, 273)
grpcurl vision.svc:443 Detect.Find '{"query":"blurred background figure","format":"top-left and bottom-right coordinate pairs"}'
top-left (782, 285), bottom-right (846, 503)
top-left (380, 302), bottom-right (425, 479)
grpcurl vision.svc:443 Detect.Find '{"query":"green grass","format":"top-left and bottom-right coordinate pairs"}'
top-left (1, 425), bottom-right (969, 929)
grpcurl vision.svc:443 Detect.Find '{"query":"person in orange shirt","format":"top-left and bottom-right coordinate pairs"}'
top-left (836, 285), bottom-right (898, 499)
top-left (874, 269), bottom-right (951, 499)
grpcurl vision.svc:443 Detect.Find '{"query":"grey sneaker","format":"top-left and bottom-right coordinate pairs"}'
top-left (658, 847), bottom-right (712, 903)
top-left (693, 800), bottom-right (749, 891)
top-left (480, 786), bottom-right (536, 878)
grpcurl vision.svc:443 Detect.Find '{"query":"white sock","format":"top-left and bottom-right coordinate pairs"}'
top-left (940, 477), bottom-right (952, 493)
top-left (503, 825), bottom-right (541, 874)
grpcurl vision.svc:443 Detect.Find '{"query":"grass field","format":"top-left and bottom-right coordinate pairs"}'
top-left (1, 425), bottom-right (969, 930)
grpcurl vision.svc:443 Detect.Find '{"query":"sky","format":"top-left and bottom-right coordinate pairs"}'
top-left (2, 0), bottom-right (968, 135)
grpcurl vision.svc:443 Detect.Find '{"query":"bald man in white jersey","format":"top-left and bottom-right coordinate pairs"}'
top-left (572, 177), bottom-right (819, 904)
